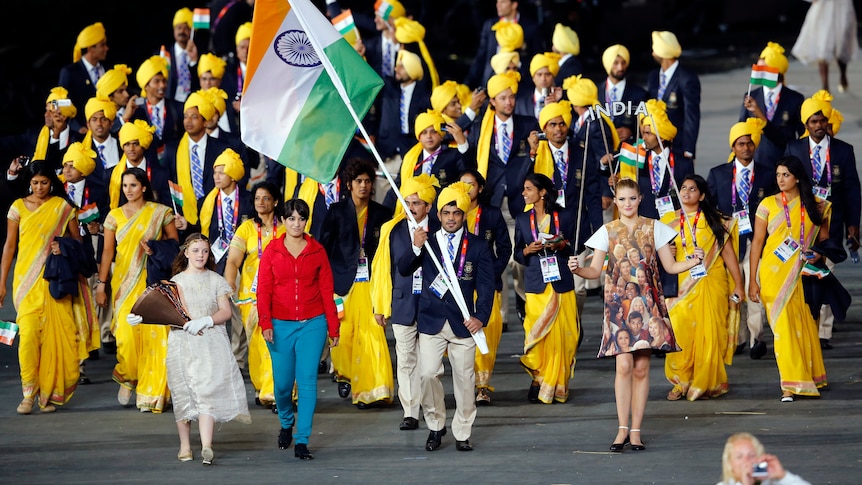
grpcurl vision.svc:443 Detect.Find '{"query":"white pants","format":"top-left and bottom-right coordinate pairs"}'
top-left (739, 243), bottom-right (766, 346)
top-left (392, 323), bottom-right (421, 419)
top-left (818, 258), bottom-right (837, 340)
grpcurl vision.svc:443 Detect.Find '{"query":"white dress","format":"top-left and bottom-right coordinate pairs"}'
top-left (792, 0), bottom-right (858, 63)
top-left (167, 270), bottom-right (251, 424)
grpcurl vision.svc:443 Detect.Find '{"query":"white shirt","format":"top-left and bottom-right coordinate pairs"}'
top-left (189, 134), bottom-right (209, 164)
top-left (81, 57), bottom-right (104, 85)
top-left (572, 111), bottom-right (589, 134)
top-left (549, 140), bottom-right (569, 170)
top-left (220, 188), bottom-right (238, 229)
top-left (50, 125), bottom-right (71, 149)
top-left (464, 107), bottom-right (477, 121)
top-left (733, 157), bottom-right (755, 201)
top-left (95, 136), bottom-right (120, 169)
top-left (558, 53), bottom-right (572, 66)
top-left (66, 179), bottom-right (86, 207)
top-left (173, 42), bottom-right (192, 102)
top-left (210, 127), bottom-right (222, 139)
top-left (808, 136), bottom-right (830, 180)
top-left (494, 115), bottom-right (512, 160)
top-left (149, 98), bottom-right (166, 126)
top-left (381, 36), bottom-right (401, 77)
top-left (127, 157), bottom-right (148, 171)
top-left (762, 83), bottom-right (783, 105)
top-left (435, 226), bottom-right (466, 277)
top-left (240, 62), bottom-right (247, 85)
top-left (605, 78), bottom-right (627, 104)
top-left (400, 81), bottom-right (417, 134)
top-left (659, 60), bottom-right (679, 90)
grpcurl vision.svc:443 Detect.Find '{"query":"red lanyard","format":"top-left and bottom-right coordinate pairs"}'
top-left (317, 178), bottom-right (340, 198)
top-left (529, 210), bottom-right (560, 242)
top-left (679, 208), bottom-right (701, 251)
top-left (809, 141), bottom-right (832, 187)
top-left (214, 1), bottom-right (238, 30)
top-left (730, 164), bottom-right (754, 208)
top-left (781, 192), bottom-right (806, 251)
top-left (145, 101), bottom-right (163, 124)
top-left (413, 148), bottom-right (442, 174)
top-left (471, 206), bottom-right (483, 236)
top-left (216, 190), bottom-right (240, 235)
top-left (256, 219), bottom-right (276, 258)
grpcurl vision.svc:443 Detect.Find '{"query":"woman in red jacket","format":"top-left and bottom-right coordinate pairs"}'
top-left (257, 198), bottom-right (340, 460)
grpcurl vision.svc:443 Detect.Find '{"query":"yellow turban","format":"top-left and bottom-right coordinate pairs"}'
top-left (492, 21), bottom-right (524, 52)
top-left (174, 8), bottom-right (193, 28)
top-left (455, 84), bottom-right (472, 110)
top-left (760, 42), bottom-right (788, 75)
top-left (214, 148), bottom-right (245, 181)
top-left (63, 142), bottom-right (97, 177)
top-left (46, 87), bottom-right (77, 119)
top-left (431, 81), bottom-right (459, 114)
top-left (73, 22), bottom-right (106, 62)
top-left (602, 44), bottom-right (630, 75)
top-left (651, 31), bottom-right (682, 59)
top-left (119, 119), bottom-right (155, 149)
top-left (729, 117), bottom-right (766, 149)
top-left (640, 99), bottom-right (677, 141)
top-left (414, 110), bottom-right (446, 139)
top-left (801, 89), bottom-right (833, 123)
top-left (487, 71), bottom-right (520, 98)
top-left (374, 0), bottom-right (406, 21)
top-left (137, 55), bottom-right (169, 90)
top-left (401, 173), bottom-right (440, 204)
top-left (563, 75), bottom-right (598, 107)
top-left (552, 24), bottom-right (579, 56)
top-left (437, 182), bottom-right (472, 213)
top-left (198, 53), bottom-right (227, 79)
top-left (530, 52), bottom-right (561, 77)
top-left (539, 101), bottom-right (573, 130)
top-left (97, 64), bottom-right (131, 99)
top-left (204, 88), bottom-right (229, 115)
top-left (397, 50), bottom-right (424, 81)
top-left (184, 91), bottom-right (217, 121)
top-left (235, 22), bottom-right (252, 45)
top-left (85, 96), bottom-right (117, 122)
top-left (490, 51), bottom-right (520, 75)
top-left (829, 108), bottom-right (844, 135)
top-left (394, 18), bottom-right (440, 87)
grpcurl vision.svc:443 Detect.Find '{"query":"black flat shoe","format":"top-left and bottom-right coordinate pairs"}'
top-left (527, 384), bottom-right (540, 403)
top-left (318, 360), bottom-right (328, 374)
top-left (278, 428), bottom-right (292, 449)
top-left (630, 442), bottom-right (646, 451)
top-left (337, 382), bottom-right (351, 398)
top-left (425, 428), bottom-right (447, 451)
top-left (399, 417), bottom-right (419, 430)
top-left (456, 439), bottom-right (473, 451)
top-left (609, 436), bottom-right (630, 452)
top-left (294, 443), bottom-right (314, 460)
top-left (750, 340), bottom-right (767, 360)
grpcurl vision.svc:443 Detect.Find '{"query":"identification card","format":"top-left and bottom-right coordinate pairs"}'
top-left (689, 262), bottom-right (707, 280)
top-left (773, 236), bottom-right (800, 262)
top-left (540, 256), bottom-right (561, 283)
top-left (556, 189), bottom-right (566, 208)
top-left (655, 196), bottom-right (675, 217)
top-left (250, 270), bottom-right (258, 294)
top-left (412, 268), bottom-right (423, 294)
top-left (734, 210), bottom-right (752, 235)
top-left (812, 186), bottom-right (831, 201)
top-left (429, 274), bottom-right (449, 299)
top-left (211, 236), bottom-right (229, 262)
top-left (355, 257), bottom-right (369, 282)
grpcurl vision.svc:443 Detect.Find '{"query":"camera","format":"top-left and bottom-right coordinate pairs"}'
top-left (234, 93), bottom-right (242, 101)
top-left (134, 96), bottom-right (146, 106)
top-left (752, 461), bottom-right (769, 478)
top-left (51, 99), bottom-right (72, 109)
top-left (17, 156), bottom-right (31, 168)
top-left (537, 133), bottom-right (547, 141)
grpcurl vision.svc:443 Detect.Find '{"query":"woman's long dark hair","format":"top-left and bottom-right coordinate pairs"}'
top-left (171, 233), bottom-right (216, 276)
top-left (776, 155), bottom-right (824, 226)
top-left (251, 181), bottom-right (283, 225)
top-left (524, 172), bottom-right (557, 212)
top-left (122, 167), bottom-right (156, 202)
top-left (26, 161), bottom-right (66, 202)
top-left (458, 169), bottom-right (491, 205)
top-left (681, 174), bottom-right (730, 246)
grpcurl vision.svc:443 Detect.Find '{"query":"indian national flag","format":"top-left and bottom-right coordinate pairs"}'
top-left (159, 45), bottom-right (171, 71)
top-left (801, 263), bottom-right (830, 279)
top-left (193, 8), bottom-right (211, 29)
top-left (78, 202), bottom-right (100, 224)
top-left (0, 321), bottom-right (18, 346)
top-left (375, 0), bottom-right (396, 21)
top-left (750, 64), bottom-right (779, 88)
top-left (618, 141), bottom-right (646, 181)
top-left (241, 0), bottom-right (383, 182)
top-left (332, 9), bottom-right (361, 45)
top-left (169, 181), bottom-right (184, 208)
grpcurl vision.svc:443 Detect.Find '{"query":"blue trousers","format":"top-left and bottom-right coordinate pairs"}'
top-left (267, 315), bottom-right (328, 444)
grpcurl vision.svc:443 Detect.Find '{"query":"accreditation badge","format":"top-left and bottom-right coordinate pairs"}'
top-left (734, 210), bottom-right (752, 235)
top-left (655, 196), bottom-right (674, 217)
top-left (429, 273), bottom-right (448, 298)
top-left (355, 257), bottom-right (369, 282)
top-left (540, 256), bottom-right (561, 283)
top-left (773, 236), bottom-right (800, 263)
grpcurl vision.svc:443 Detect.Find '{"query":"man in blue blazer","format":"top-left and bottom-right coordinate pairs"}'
top-left (376, 51), bottom-right (432, 160)
top-left (708, 119), bottom-right (776, 359)
top-left (647, 31), bottom-right (700, 163)
top-left (166, 9), bottom-right (200, 103)
top-left (131, 56), bottom-right (184, 165)
top-left (59, 22), bottom-right (109, 132)
top-left (398, 183), bottom-right (493, 453)
top-left (597, 44), bottom-right (648, 145)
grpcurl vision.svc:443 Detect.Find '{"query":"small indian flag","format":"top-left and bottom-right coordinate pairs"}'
top-left (169, 181), bottom-right (184, 208)
top-left (78, 202), bottom-right (100, 224)
top-left (0, 321), bottom-right (19, 346)
top-left (193, 8), bottom-right (211, 29)
top-left (332, 9), bottom-right (361, 45)
top-left (335, 296), bottom-right (345, 319)
top-left (374, 0), bottom-right (396, 21)
top-left (159, 45), bottom-right (172, 71)
top-left (801, 263), bottom-right (830, 279)
top-left (750, 64), bottom-right (779, 88)
top-left (618, 142), bottom-right (646, 168)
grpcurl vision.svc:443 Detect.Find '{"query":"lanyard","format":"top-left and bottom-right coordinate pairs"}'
top-left (256, 219), bottom-right (276, 258)
top-left (237, 65), bottom-right (244, 94)
top-left (216, 190), bottom-right (240, 236)
top-left (359, 212), bottom-right (368, 250)
top-left (213, 1), bottom-right (238, 31)
top-left (648, 151), bottom-right (675, 195)
top-left (471, 206), bottom-right (483, 236)
top-left (145, 101), bottom-right (163, 124)
top-left (446, 234), bottom-right (469, 278)
top-left (65, 184), bottom-right (90, 207)
top-left (529, 210), bottom-right (560, 242)
top-left (413, 148), bottom-right (442, 174)
top-left (810, 142), bottom-right (832, 187)
top-left (781, 192), bottom-right (806, 251)
top-left (317, 178), bottom-right (340, 198)
top-left (492, 121), bottom-right (512, 153)
top-left (679, 208), bottom-right (701, 251)
top-left (730, 164), bottom-right (754, 209)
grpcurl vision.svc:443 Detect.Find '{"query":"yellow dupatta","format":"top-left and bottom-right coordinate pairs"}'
top-left (108, 156), bottom-right (127, 209)
top-left (297, 177), bottom-right (320, 233)
top-left (33, 126), bottom-right (50, 160)
top-left (475, 108), bottom-right (496, 178)
top-left (400, 142), bottom-right (424, 182)
top-left (175, 133), bottom-right (200, 224)
top-left (198, 188), bottom-right (220, 237)
top-left (370, 213), bottom-right (406, 318)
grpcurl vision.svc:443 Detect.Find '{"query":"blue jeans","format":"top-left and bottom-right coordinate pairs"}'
top-left (267, 315), bottom-right (328, 444)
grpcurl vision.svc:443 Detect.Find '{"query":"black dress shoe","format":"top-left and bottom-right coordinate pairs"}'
top-left (318, 360), bottom-right (328, 374)
top-left (337, 382), bottom-right (351, 398)
top-left (294, 443), bottom-right (314, 460)
top-left (820, 338), bottom-right (833, 350)
top-left (400, 417), bottom-right (419, 430)
top-left (734, 342), bottom-right (747, 355)
top-left (425, 428), bottom-right (447, 451)
top-left (78, 374), bottom-right (91, 385)
top-left (456, 440), bottom-right (473, 451)
top-left (527, 384), bottom-right (540, 403)
top-left (750, 340), bottom-right (767, 360)
top-left (278, 428), bottom-right (293, 449)
top-left (88, 349), bottom-right (100, 361)
top-left (356, 402), bottom-right (370, 409)
top-left (103, 341), bottom-right (117, 354)
top-left (609, 436), bottom-right (630, 452)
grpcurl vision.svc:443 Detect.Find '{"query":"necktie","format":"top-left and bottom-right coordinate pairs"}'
top-left (651, 155), bottom-right (662, 193)
top-left (324, 182), bottom-right (337, 208)
top-left (534, 93), bottom-right (542, 120)
top-left (812, 145), bottom-right (822, 183)
top-left (224, 196), bottom-right (235, 241)
top-left (657, 72), bottom-right (667, 100)
top-left (447, 233), bottom-right (456, 263)
top-left (609, 86), bottom-right (618, 120)
top-left (152, 106), bottom-right (163, 138)
top-left (91, 66), bottom-right (101, 85)
top-left (765, 91), bottom-right (776, 121)
top-left (739, 167), bottom-right (751, 207)
top-left (178, 51), bottom-right (191, 96)
top-left (500, 123), bottom-right (511, 163)
top-left (68, 184), bottom-right (75, 200)
top-left (382, 42), bottom-right (394, 77)
top-left (97, 144), bottom-right (107, 169)
top-left (400, 88), bottom-right (408, 134)
top-left (191, 144), bottom-right (204, 199)
top-left (555, 149), bottom-right (567, 189)
top-left (423, 153), bottom-right (437, 175)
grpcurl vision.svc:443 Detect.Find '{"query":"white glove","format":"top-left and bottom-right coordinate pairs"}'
top-left (183, 316), bottom-right (214, 335)
top-left (126, 313), bottom-right (143, 326)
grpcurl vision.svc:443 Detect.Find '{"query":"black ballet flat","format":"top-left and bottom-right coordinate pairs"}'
top-left (294, 443), bottom-right (314, 460)
top-left (278, 428), bottom-right (292, 449)
top-left (609, 436), bottom-right (630, 452)
top-left (630, 443), bottom-right (646, 451)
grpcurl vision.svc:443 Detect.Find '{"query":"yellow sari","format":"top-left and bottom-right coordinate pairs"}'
top-left (231, 219), bottom-right (284, 405)
top-left (10, 197), bottom-right (78, 408)
top-left (104, 202), bottom-right (174, 411)
top-left (467, 206), bottom-right (504, 391)
top-left (756, 194), bottom-right (829, 396)
top-left (665, 210), bottom-right (739, 400)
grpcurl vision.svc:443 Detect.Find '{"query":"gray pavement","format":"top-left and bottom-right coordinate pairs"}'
top-left (2, 59), bottom-right (862, 484)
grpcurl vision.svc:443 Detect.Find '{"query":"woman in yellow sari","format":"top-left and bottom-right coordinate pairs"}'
top-left (95, 168), bottom-right (178, 411)
top-left (749, 156), bottom-right (830, 402)
top-left (665, 175), bottom-right (745, 401)
top-left (224, 182), bottom-right (283, 409)
top-left (1, 162), bottom-right (81, 414)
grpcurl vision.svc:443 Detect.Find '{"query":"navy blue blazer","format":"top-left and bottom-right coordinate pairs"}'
top-left (166, 44), bottom-right (200, 102)
top-left (88, 136), bottom-right (122, 191)
top-left (319, 197), bottom-right (393, 296)
top-left (633, 148), bottom-right (695, 220)
top-left (398, 229), bottom-right (494, 338)
top-left (58, 60), bottom-right (99, 129)
top-left (405, 146), bottom-right (465, 187)
top-left (131, 100), bottom-right (185, 164)
top-left (115, 158), bottom-right (172, 209)
top-left (513, 208), bottom-right (576, 294)
top-left (464, 15), bottom-right (542, 88)
top-left (570, 118), bottom-right (616, 237)
top-left (738, 86), bottom-right (805, 168)
top-left (377, 77), bottom-right (431, 159)
top-left (785, 137), bottom-right (862, 242)
top-left (647, 64), bottom-right (701, 158)
top-left (467, 204), bottom-right (511, 291)
top-left (385, 217), bottom-right (441, 325)
top-left (596, 79), bottom-right (649, 142)
top-left (707, 160), bottom-right (776, 257)
top-left (555, 56), bottom-right (583, 86)
top-left (466, 110), bottom-right (539, 218)
top-left (204, 186), bottom-right (255, 274)
top-left (166, 135), bottom-right (229, 238)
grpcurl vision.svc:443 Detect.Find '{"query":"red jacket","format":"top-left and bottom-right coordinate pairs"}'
top-left (257, 233), bottom-right (339, 337)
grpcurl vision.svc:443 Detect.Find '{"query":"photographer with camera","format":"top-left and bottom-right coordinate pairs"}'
top-left (718, 432), bottom-right (810, 485)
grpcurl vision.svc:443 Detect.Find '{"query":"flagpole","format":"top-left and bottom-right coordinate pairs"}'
top-left (290, 1), bottom-right (486, 351)
top-left (573, 119), bottom-right (590, 251)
